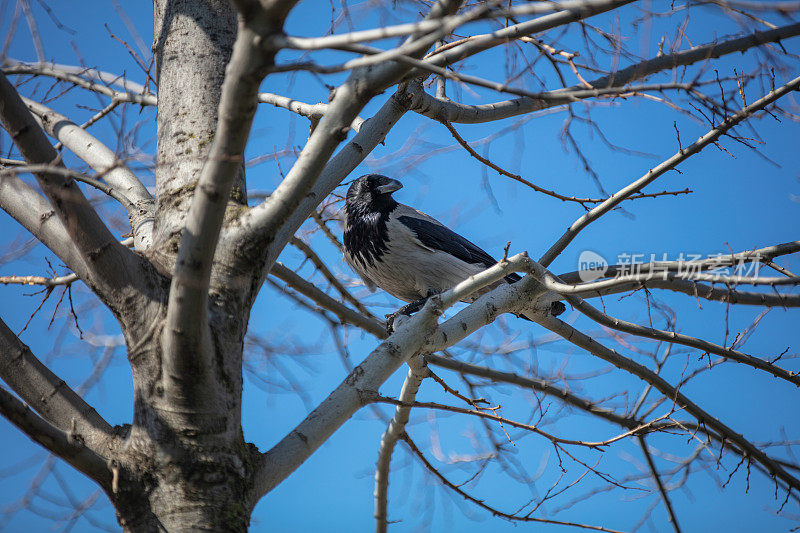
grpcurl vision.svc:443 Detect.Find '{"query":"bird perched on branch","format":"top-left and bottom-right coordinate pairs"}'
top-left (342, 174), bottom-right (565, 327)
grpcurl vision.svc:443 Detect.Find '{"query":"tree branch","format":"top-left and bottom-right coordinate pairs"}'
top-left (424, 356), bottom-right (798, 508)
top-left (258, 91), bottom-right (327, 120)
top-left (0, 171), bottom-right (90, 280)
top-left (501, 257), bottom-right (800, 385)
top-left (257, 92), bottom-right (364, 133)
top-left (236, 83), bottom-right (404, 268)
top-left (269, 262), bottom-right (386, 337)
top-left (424, 354), bottom-right (640, 430)
top-left (289, 237), bottom-right (376, 319)
top-left (0, 385), bottom-right (111, 487)
top-left (233, 0), bottom-right (465, 275)
top-left (0, 317), bottom-right (115, 456)
top-left (250, 300), bottom-right (440, 501)
top-left (638, 435), bottom-right (682, 533)
top-left (400, 433), bottom-right (626, 532)
top-left (706, 0), bottom-right (800, 11)
top-left (2, 162), bottom-right (135, 210)
top-left (559, 241), bottom-right (800, 304)
top-left (408, 22), bottom-right (800, 123)
top-left (441, 116), bottom-right (690, 204)
top-left (375, 394), bottom-right (634, 448)
top-left (252, 231), bottom-right (515, 501)
top-left (534, 314), bottom-right (800, 494)
top-left (573, 277), bottom-right (800, 307)
top-left (286, 0), bottom-right (636, 99)
top-left (0, 71), bottom-right (148, 302)
top-left (229, 59), bottom-right (419, 282)
top-left (0, 273), bottom-right (78, 287)
top-left (277, 0), bottom-right (606, 52)
top-left (549, 270), bottom-right (799, 293)
top-left (539, 73), bottom-right (800, 267)
top-left (423, 0), bottom-right (636, 70)
top-left (162, 25), bottom-right (279, 422)
top-left (2, 59), bottom-right (157, 105)
top-left (555, 287), bottom-right (800, 385)
top-left (374, 360), bottom-right (427, 533)
top-left (558, 242), bottom-right (800, 282)
top-left (21, 98), bottom-right (154, 250)
top-left (22, 99), bottom-right (151, 204)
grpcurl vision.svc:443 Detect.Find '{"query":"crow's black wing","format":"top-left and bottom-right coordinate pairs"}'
top-left (397, 215), bottom-right (498, 269)
top-left (396, 207), bottom-right (520, 285)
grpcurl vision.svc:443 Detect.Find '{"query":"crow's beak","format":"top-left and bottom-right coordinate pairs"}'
top-left (376, 178), bottom-right (403, 195)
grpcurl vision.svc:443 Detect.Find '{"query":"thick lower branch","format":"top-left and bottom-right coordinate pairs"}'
top-left (250, 302), bottom-right (440, 502)
top-left (0, 317), bottom-right (115, 455)
top-left (0, 385), bottom-right (111, 486)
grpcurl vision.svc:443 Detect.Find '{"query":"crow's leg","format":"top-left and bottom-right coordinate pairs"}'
top-left (385, 298), bottom-right (427, 332)
top-left (385, 291), bottom-right (439, 332)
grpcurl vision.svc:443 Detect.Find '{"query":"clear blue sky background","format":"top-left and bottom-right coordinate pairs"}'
top-left (1, 1), bottom-right (799, 531)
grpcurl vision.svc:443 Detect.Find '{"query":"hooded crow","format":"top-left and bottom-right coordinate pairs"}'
top-left (342, 174), bottom-right (565, 324)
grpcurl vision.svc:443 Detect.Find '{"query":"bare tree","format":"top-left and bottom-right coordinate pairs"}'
top-left (1, 0), bottom-right (800, 531)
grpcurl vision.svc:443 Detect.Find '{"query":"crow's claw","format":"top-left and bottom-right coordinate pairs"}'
top-left (385, 311), bottom-right (402, 333)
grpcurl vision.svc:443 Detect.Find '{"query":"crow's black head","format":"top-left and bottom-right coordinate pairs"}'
top-left (346, 174), bottom-right (403, 206)
top-left (343, 174), bottom-right (402, 268)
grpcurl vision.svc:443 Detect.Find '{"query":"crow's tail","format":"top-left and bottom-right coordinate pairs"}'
top-left (519, 301), bottom-right (566, 322)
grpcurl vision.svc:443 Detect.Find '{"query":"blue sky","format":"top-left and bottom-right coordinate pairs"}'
top-left (1, 1), bottom-right (799, 531)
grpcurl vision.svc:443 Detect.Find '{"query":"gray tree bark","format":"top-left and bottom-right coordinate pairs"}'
top-left (1, 1), bottom-right (800, 531)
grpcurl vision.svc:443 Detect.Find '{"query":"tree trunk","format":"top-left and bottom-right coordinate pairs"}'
top-left (151, 0), bottom-right (245, 271)
top-left (101, 2), bottom-right (256, 530)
